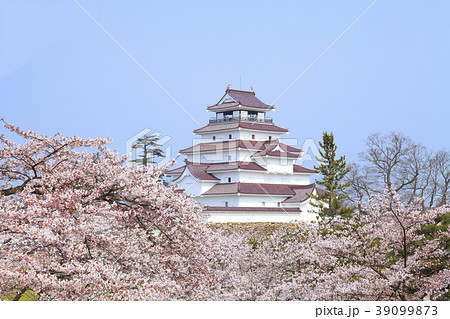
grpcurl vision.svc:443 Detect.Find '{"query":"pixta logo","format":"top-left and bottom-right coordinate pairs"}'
top-left (188, 137), bottom-right (321, 167)
top-left (297, 138), bottom-right (322, 166)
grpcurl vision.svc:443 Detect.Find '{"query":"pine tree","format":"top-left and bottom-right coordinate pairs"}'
top-left (131, 134), bottom-right (164, 167)
top-left (310, 132), bottom-right (353, 218)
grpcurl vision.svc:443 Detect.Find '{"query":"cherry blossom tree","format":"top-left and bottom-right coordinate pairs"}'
top-left (0, 121), bottom-right (218, 300)
top-left (214, 190), bottom-right (449, 301)
top-left (296, 190), bottom-right (449, 300)
top-left (1, 121), bottom-right (448, 301)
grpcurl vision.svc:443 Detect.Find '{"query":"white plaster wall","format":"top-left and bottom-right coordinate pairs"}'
top-left (197, 194), bottom-right (286, 208)
top-left (195, 130), bottom-right (240, 142)
top-left (207, 170), bottom-right (312, 185)
top-left (237, 195), bottom-right (286, 207)
top-left (211, 171), bottom-right (240, 183)
top-left (203, 211), bottom-right (317, 223)
top-left (196, 195), bottom-right (239, 207)
top-left (176, 174), bottom-right (202, 196)
top-left (197, 129), bottom-right (283, 142)
top-left (236, 130), bottom-right (282, 141)
top-left (264, 157), bottom-right (297, 173)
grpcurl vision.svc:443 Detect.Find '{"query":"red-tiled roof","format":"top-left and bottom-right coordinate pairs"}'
top-left (293, 164), bottom-right (317, 174)
top-left (263, 142), bottom-right (302, 153)
top-left (193, 122), bottom-right (288, 134)
top-left (165, 161), bottom-right (266, 180)
top-left (207, 89), bottom-right (274, 111)
top-left (180, 139), bottom-right (298, 154)
top-left (239, 121), bottom-right (288, 132)
top-left (165, 163), bottom-right (219, 181)
top-left (255, 150), bottom-right (300, 158)
top-left (282, 183), bottom-right (326, 203)
top-left (202, 182), bottom-right (325, 199)
top-left (164, 165), bottom-right (186, 180)
top-left (282, 184), bottom-right (315, 203)
top-left (204, 206), bottom-right (301, 212)
top-left (203, 182), bottom-right (296, 196)
top-left (186, 162), bottom-right (219, 181)
top-left (165, 166), bottom-right (186, 175)
top-left (206, 161), bottom-right (266, 172)
top-left (206, 102), bottom-right (240, 112)
top-left (180, 140), bottom-right (260, 154)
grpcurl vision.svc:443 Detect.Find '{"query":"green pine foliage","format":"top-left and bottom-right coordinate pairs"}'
top-left (310, 132), bottom-right (353, 219)
top-left (131, 134), bottom-right (164, 167)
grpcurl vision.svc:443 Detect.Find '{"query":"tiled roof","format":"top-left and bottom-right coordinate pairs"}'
top-left (206, 102), bottom-right (240, 112)
top-left (193, 122), bottom-right (288, 134)
top-left (180, 139), bottom-right (299, 154)
top-left (263, 142), bottom-right (302, 153)
top-left (203, 182), bottom-right (296, 196)
top-left (293, 164), bottom-right (317, 174)
top-left (251, 142), bottom-right (301, 159)
top-left (165, 163), bottom-right (219, 181)
top-left (165, 161), bottom-right (266, 180)
top-left (255, 150), bottom-right (300, 158)
top-left (180, 140), bottom-right (260, 154)
top-left (239, 121), bottom-right (288, 132)
top-left (204, 206), bottom-right (301, 212)
top-left (282, 183), bottom-right (326, 203)
top-left (206, 161), bottom-right (266, 172)
top-left (165, 166), bottom-right (186, 175)
top-left (207, 89), bottom-right (274, 111)
top-left (202, 182), bottom-right (325, 200)
top-left (188, 163), bottom-right (219, 181)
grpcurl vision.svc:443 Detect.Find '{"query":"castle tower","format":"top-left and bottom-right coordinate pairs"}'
top-left (165, 87), bottom-right (324, 222)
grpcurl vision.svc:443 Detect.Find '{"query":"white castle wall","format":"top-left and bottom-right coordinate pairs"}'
top-left (198, 129), bottom-right (283, 142)
top-left (211, 170), bottom-right (312, 185)
top-left (197, 194), bottom-right (287, 208)
top-left (203, 211), bottom-right (314, 223)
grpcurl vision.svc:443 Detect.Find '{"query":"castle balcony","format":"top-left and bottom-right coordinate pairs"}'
top-left (209, 115), bottom-right (273, 124)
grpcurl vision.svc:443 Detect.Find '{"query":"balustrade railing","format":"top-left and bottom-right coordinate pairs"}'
top-left (209, 115), bottom-right (273, 124)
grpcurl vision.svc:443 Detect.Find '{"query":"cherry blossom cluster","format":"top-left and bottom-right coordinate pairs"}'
top-left (214, 190), bottom-right (449, 300)
top-left (0, 122), bottom-right (219, 300)
top-left (1, 122), bottom-right (448, 300)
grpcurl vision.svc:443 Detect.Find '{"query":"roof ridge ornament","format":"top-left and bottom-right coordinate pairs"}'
top-left (250, 85), bottom-right (254, 94)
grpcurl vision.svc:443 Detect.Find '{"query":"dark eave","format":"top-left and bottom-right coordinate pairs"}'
top-left (193, 122), bottom-right (288, 134)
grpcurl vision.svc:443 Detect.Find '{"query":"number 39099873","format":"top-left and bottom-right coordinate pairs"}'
top-left (375, 306), bottom-right (437, 316)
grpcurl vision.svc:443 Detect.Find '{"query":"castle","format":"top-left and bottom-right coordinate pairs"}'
top-left (166, 87), bottom-right (323, 222)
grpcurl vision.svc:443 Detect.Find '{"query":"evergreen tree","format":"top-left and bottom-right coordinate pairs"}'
top-left (131, 134), bottom-right (164, 167)
top-left (310, 132), bottom-right (353, 218)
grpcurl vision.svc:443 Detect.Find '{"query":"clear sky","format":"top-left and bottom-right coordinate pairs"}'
top-left (1, 0), bottom-right (449, 165)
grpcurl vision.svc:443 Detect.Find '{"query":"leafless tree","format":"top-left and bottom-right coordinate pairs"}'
top-left (346, 132), bottom-right (449, 208)
top-left (431, 150), bottom-right (450, 206)
top-left (359, 133), bottom-right (423, 192)
top-left (344, 163), bottom-right (375, 211)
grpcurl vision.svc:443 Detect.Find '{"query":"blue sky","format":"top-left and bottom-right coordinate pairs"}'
top-left (1, 0), bottom-right (449, 165)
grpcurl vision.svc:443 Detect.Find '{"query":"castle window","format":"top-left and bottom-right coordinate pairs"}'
top-left (224, 201), bottom-right (229, 207)
top-left (277, 202), bottom-right (281, 207)
top-left (227, 177), bottom-right (232, 183)
top-left (269, 136), bottom-right (272, 141)
top-left (229, 134), bottom-right (232, 139)
top-left (212, 136), bottom-right (216, 141)
top-left (262, 201), bottom-right (265, 207)
top-left (252, 134), bottom-right (255, 139)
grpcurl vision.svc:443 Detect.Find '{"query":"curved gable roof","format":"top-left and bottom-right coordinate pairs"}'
top-left (207, 88), bottom-right (274, 111)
